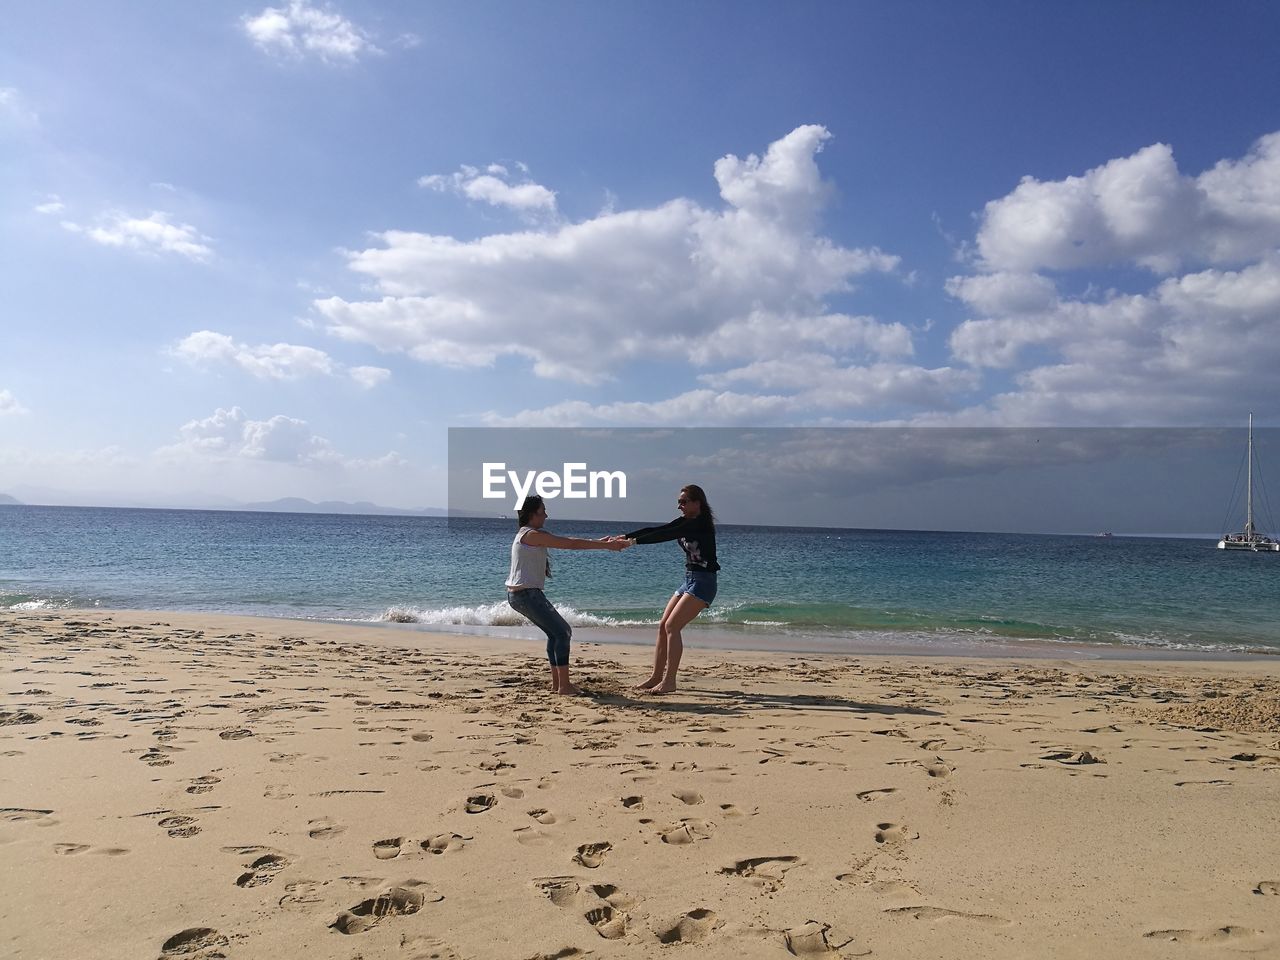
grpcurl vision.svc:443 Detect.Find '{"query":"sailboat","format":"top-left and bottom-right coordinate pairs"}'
top-left (1218, 414), bottom-right (1279, 552)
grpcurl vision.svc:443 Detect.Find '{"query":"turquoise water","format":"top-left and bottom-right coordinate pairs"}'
top-left (2, 505), bottom-right (1278, 656)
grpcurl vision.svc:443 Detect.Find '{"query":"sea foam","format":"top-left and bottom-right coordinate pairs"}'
top-left (376, 601), bottom-right (623, 628)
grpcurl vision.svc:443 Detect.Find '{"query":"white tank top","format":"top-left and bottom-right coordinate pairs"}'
top-left (506, 526), bottom-right (551, 589)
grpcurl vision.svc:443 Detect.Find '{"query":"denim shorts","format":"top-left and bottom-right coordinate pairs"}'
top-left (675, 570), bottom-right (718, 606)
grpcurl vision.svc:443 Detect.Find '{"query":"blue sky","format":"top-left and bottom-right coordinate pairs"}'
top-left (3, 1), bottom-right (1279, 510)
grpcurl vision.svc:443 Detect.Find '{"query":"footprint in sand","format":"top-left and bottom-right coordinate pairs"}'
top-left (465, 794), bottom-right (497, 814)
top-left (501, 785), bottom-right (526, 799)
top-left (277, 880), bottom-right (330, 910)
top-left (856, 788), bottom-right (897, 802)
top-left (528, 808), bottom-right (557, 825)
top-left (924, 758), bottom-right (953, 778)
top-left (1, 808), bottom-right (57, 826)
top-left (515, 826), bottom-right (554, 847)
top-left (657, 908), bottom-right (717, 944)
top-left (534, 877), bottom-right (582, 908)
top-left (1256, 881), bottom-right (1280, 896)
top-left (574, 841), bottom-right (612, 868)
top-left (672, 789), bottom-right (704, 805)
top-left (186, 776), bottom-right (222, 795)
top-left (54, 843), bottom-right (129, 856)
top-left (585, 905), bottom-right (628, 940)
top-left (308, 818), bottom-right (345, 839)
top-left (159, 815), bottom-right (200, 839)
top-left (219, 728), bottom-right (253, 740)
top-left (784, 920), bottom-right (869, 957)
top-left (885, 906), bottom-right (1009, 927)
top-left (720, 856), bottom-right (801, 892)
top-left (1040, 750), bottom-right (1104, 765)
top-left (533, 876), bottom-right (634, 939)
top-left (236, 854), bottom-right (290, 887)
top-left (589, 883), bottom-right (637, 911)
top-left (621, 796), bottom-right (644, 810)
top-left (421, 833), bottom-right (469, 855)
top-left (373, 838), bottom-right (404, 860)
top-left (660, 819), bottom-right (716, 844)
top-left (330, 881), bottom-right (443, 935)
top-left (411, 732), bottom-right (434, 742)
top-left (137, 745), bottom-right (182, 767)
top-left (874, 823), bottom-right (918, 845)
top-left (719, 803), bottom-right (752, 818)
top-left (1144, 926), bottom-right (1265, 945)
top-left (159, 927), bottom-right (229, 958)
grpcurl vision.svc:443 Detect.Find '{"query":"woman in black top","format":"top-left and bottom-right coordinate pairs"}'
top-left (617, 484), bottom-right (719, 693)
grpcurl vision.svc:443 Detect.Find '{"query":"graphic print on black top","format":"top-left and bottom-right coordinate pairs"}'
top-left (624, 514), bottom-right (719, 572)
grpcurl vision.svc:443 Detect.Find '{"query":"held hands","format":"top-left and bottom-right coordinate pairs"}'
top-left (599, 535), bottom-right (635, 551)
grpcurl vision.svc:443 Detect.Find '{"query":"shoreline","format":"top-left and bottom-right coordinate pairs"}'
top-left (12, 603), bottom-right (1279, 662)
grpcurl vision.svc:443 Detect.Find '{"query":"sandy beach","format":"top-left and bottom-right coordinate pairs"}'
top-left (3, 610), bottom-right (1280, 960)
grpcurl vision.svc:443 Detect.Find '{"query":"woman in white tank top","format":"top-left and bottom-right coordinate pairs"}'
top-left (506, 495), bottom-right (629, 695)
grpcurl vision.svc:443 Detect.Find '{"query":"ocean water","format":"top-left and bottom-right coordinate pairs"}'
top-left (2, 505), bottom-right (1278, 657)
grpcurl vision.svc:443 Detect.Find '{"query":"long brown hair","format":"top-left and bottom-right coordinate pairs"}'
top-left (681, 484), bottom-right (715, 524)
top-left (517, 495), bottom-right (545, 526)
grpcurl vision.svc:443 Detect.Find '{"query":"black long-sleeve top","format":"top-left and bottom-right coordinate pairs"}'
top-left (625, 514), bottom-right (720, 572)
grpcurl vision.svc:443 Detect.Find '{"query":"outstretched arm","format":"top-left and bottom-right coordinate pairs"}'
top-left (522, 530), bottom-right (628, 550)
top-left (622, 515), bottom-right (698, 545)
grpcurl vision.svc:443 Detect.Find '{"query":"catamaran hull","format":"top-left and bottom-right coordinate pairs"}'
top-left (1217, 539), bottom-right (1280, 551)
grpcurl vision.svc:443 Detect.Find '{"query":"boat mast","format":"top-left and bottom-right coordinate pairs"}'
top-left (1247, 412), bottom-right (1254, 538)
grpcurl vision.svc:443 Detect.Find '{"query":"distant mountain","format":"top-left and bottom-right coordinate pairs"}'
top-left (237, 497), bottom-right (449, 517)
top-left (0, 494), bottom-right (22, 505)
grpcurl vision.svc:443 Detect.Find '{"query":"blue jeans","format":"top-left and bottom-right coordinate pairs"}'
top-left (507, 588), bottom-right (572, 667)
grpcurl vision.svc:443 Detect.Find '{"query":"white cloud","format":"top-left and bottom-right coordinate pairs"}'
top-left (0, 389), bottom-right (28, 416)
top-left (419, 163), bottom-right (558, 215)
top-left (173, 330), bottom-right (391, 388)
top-left (34, 195), bottom-right (65, 215)
top-left (977, 133), bottom-right (1280, 274)
top-left (240, 413), bottom-right (337, 462)
top-left (349, 365), bottom-right (391, 389)
top-left (481, 390), bottom-right (799, 427)
top-left (174, 331), bottom-right (333, 379)
top-left (0, 87), bottom-right (39, 126)
top-left (688, 310), bottom-right (914, 365)
top-left (320, 126), bottom-right (902, 388)
top-left (945, 272), bottom-right (1059, 318)
top-left (63, 211), bottom-right (213, 262)
top-left (165, 406), bottom-right (404, 467)
top-left (702, 355), bottom-right (978, 408)
top-left (943, 257), bottom-right (1280, 424)
top-left (939, 131), bottom-right (1280, 426)
top-left (242, 0), bottom-right (379, 62)
top-left (482, 356), bottom-right (977, 426)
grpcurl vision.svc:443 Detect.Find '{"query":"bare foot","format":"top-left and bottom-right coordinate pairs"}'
top-left (650, 683), bottom-right (678, 695)
top-left (633, 676), bottom-right (662, 690)
top-left (554, 686), bottom-right (585, 696)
